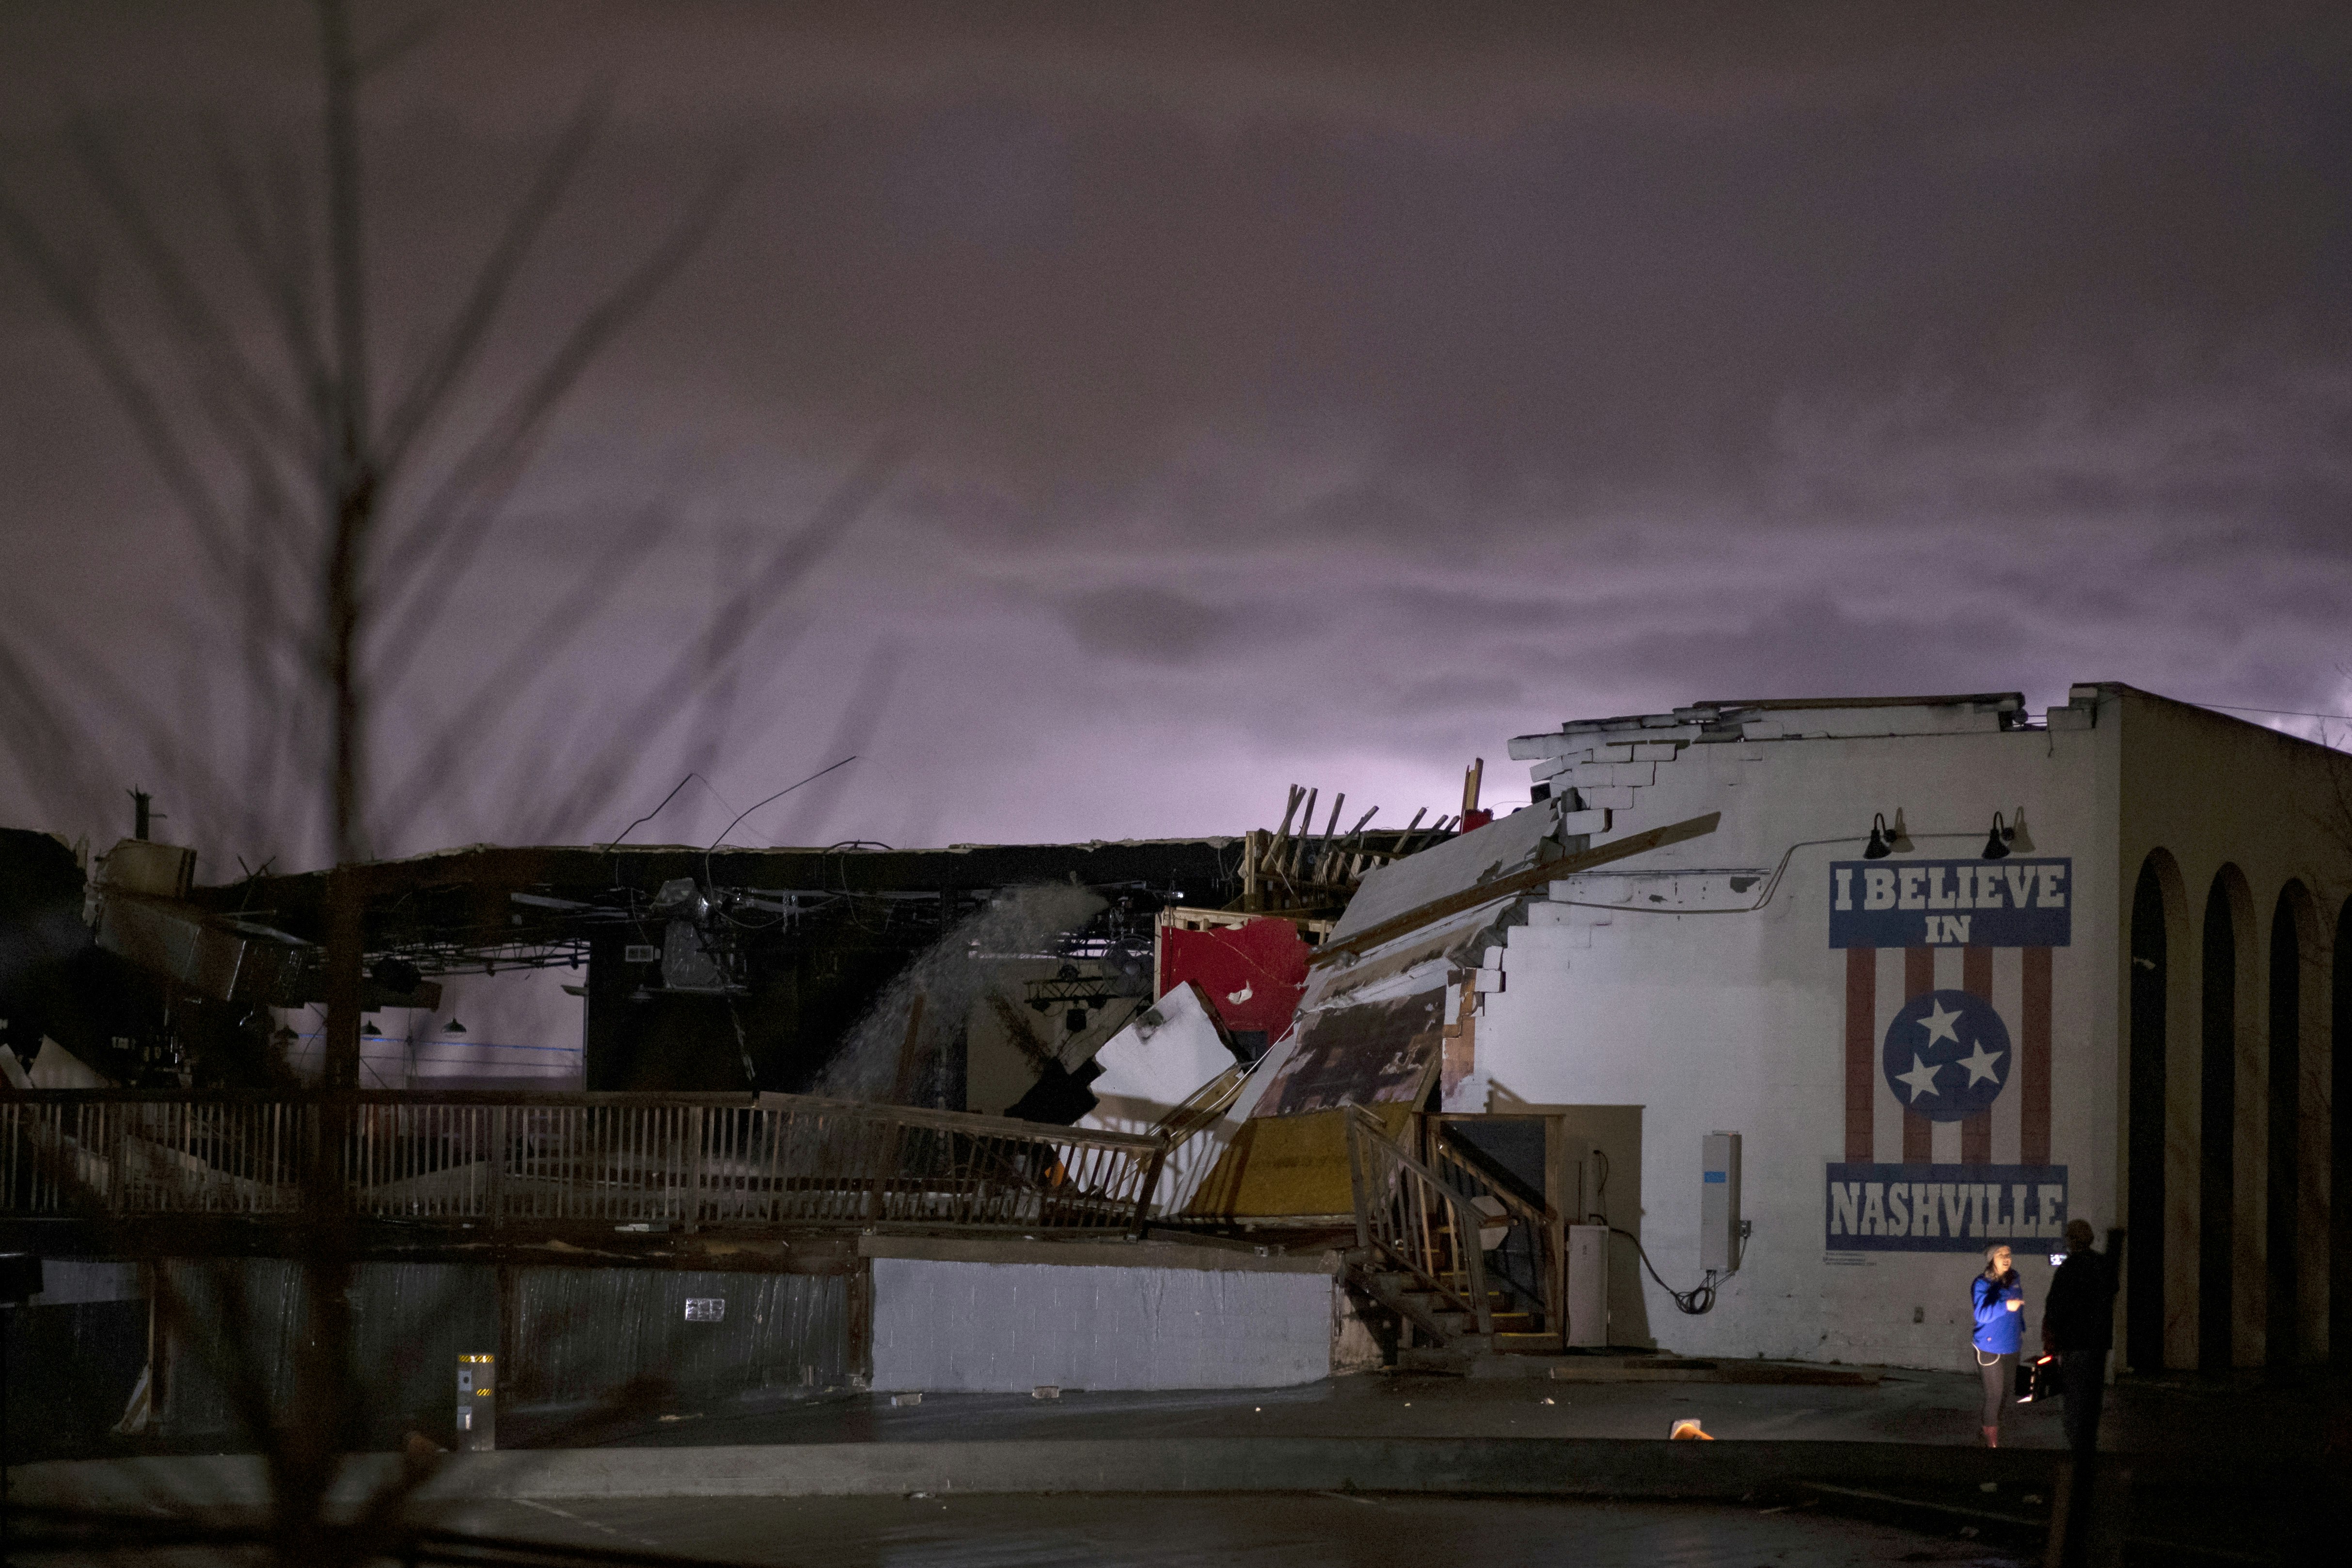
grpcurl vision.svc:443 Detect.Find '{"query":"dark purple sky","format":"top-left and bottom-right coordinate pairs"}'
top-left (4, 2), bottom-right (2349, 873)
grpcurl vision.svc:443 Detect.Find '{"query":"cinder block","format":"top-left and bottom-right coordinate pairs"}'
top-left (1582, 786), bottom-right (1635, 809)
top-left (1560, 808), bottom-right (1610, 834)
top-left (1632, 742), bottom-right (1678, 761)
top-left (1597, 743), bottom-right (1634, 762)
top-left (1473, 969), bottom-right (1504, 993)
top-left (1505, 927), bottom-right (1579, 962)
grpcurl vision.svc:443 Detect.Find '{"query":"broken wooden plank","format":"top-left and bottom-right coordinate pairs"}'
top-left (1308, 812), bottom-right (1722, 967)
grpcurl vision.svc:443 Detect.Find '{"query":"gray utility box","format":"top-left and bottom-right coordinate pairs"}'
top-left (456, 1353), bottom-right (496, 1451)
top-left (1566, 1224), bottom-right (1610, 1347)
top-left (1701, 1132), bottom-right (1741, 1274)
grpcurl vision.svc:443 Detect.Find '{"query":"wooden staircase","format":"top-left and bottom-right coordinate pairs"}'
top-left (1343, 1106), bottom-right (1564, 1370)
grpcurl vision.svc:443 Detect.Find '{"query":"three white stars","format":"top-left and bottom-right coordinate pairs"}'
top-left (1897, 998), bottom-right (2008, 1103)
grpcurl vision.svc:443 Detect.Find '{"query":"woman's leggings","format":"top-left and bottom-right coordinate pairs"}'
top-left (1978, 1351), bottom-right (2014, 1428)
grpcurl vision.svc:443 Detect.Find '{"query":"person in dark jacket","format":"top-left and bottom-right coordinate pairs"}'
top-left (2041, 1218), bottom-right (2115, 1454)
top-left (1972, 1243), bottom-right (2025, 1446)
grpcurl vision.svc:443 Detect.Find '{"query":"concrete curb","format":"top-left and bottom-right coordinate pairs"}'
top-left (17, 1437), bottom-right (2064, 1511)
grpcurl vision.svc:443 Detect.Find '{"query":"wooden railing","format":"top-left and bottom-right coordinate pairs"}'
top-left (1344, 1104), bottom-right (1492, 1336)
top-left (1426, 1120), bottom-right (1560, 1336)
top-left (0, 1090), bottom-right (1166, 1236)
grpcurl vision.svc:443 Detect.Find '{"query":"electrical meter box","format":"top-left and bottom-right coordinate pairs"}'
top-left (456, 1353), bottom-right (496, 1451)
top-left (1566, 1223), bottom-right (1610, 1347)
top-left (1701, 1132), bottom-right (1741, 1273)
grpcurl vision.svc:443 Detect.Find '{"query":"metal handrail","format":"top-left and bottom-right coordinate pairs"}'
top-left (0, 1089), bottom-right (1166, 1235)
top-left (1344, 1104), bottom-right (1492, 1336)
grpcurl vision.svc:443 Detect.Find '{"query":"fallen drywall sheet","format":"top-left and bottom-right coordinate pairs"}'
top-left (1250, 986), bottom-right (1445, 1118)
top-left (1084, 980), bottom-right (1234, 1112)
top-left (1079, 980), bottom-right (1238, 1213)
top-left (870, 1258), bottom-right (1334, 1392)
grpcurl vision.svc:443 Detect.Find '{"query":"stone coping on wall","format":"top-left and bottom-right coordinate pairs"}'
top-left (856, 1232), bottom-right (1341, 1275)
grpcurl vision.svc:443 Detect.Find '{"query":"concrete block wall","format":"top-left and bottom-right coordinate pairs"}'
top-left (866, 1237), bottom-right (1338, 1393)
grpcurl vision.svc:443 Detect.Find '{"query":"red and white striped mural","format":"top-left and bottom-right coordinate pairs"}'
top-left (1826, 856), bottom-right (2070, 1251)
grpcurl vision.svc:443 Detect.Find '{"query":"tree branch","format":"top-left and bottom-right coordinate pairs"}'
top-left (519, 443), bottom-right (895, 838)
top-left (372, 505), bottom-right (672, 835)
top-left (205, 127), bottom-right (336, 437)
top-left (66, 108), bottom-right (310, 462)
top-left (0, 175), bottom-right (253, 596)
top-left (374, 94), bottom-right (609, 476)
top-left (363, 157), bottom-right (747, 672)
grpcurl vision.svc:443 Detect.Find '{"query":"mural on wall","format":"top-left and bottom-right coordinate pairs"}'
top-left (1830, 859), bottom-right (2072, 950)
top-left (1824, 857), bottom-right (2071, 1252)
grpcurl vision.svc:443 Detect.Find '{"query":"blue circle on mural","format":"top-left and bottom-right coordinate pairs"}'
top-left (1882, 988), bottom-right (2011, 1123)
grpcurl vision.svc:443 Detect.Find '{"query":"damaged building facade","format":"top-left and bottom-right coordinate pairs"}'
top-left (1188, 684), bottom-right (2350, 1376)
top-left (0, 816), bottom-right (1384, 1444)
top-left (7, 681), bottom-right (2347, 1453)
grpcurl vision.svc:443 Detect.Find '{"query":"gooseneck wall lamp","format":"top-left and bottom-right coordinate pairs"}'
top-left (1864, 813), bottom-right (1893, 858)
top-left (1863, 808), bottom-right (1916, 858)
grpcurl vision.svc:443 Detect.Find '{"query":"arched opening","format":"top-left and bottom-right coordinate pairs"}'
top-left (2268, 883), bottom-right (2310, 1366)
top-left (2200, 871), bottom-right (2242, 1372)
top-left (2335, 896), bottom-right (2352, 1369)
top-left (2127, 855), bottom-right (2171, 1371)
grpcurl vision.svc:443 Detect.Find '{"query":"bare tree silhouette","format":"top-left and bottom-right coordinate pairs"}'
top-left (0, 0), bottom-right (892, 1078)
top-left (0, 3), bottom-right (894, 1559)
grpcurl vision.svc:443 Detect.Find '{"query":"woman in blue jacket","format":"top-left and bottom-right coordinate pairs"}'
top-left (1972, 1243), bottom-right (2025, 1446)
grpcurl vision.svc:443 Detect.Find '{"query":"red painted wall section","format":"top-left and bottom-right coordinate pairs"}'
top-left (1157, 919), bottom-right (1311, 1049)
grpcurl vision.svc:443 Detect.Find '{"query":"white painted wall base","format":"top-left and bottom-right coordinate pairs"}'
top-left (870, 1258), bottom-right (1334, 1392)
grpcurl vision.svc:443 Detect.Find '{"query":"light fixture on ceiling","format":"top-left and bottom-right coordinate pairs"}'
top-left (443, 1017), bottom-right (467, 1036)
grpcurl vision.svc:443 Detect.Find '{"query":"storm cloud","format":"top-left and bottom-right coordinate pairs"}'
top-left (2, 1), bottom-right (2347, 867)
